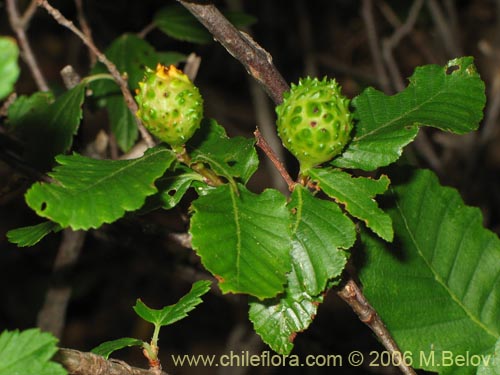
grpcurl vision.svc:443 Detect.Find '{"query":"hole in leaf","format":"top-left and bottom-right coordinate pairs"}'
top-left (227, 160), bottom-right (237, 167)
top-left (446, 65), bottom-right (460, 75)
top-left (168, 190), bottom-right (176, 197)
top-left (40, 202), bottom-right (47, 211)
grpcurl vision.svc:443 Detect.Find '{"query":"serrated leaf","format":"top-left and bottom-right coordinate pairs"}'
top-left (359, 169), bottom-right (500, 374)
top-left (7, 85), bottom-right (86, 170)
top-left (25, 146), bottom-right (175, 230)
top-left (309, 168), bottom-right (393, 241)
top-left (106, 95), bottom-right (138, 152)
top-left (190, 184), bottom-right (291, 298)
top-left (0, 329), bottom-right (66, 375)
top-left (189, 119), bottom-right (258, 184)
top-left (91, 34), bottom-right (158, 97)
top-left (133, 280), bottom-right (211, 327)
top-left (154, 5), bottom-right (256, 44)
top-left (156, 168), bottom-right (202, 210)
top-left (7, 221), bottom-right (60, 247)
top-left (289, 185), bottom-right (355, 295)
top-left (249, 262), bottom-right (323, 355)
top-left (333, 57), bottom-right (485, 171)
top-left (0, 37), bottom-right (20, 100)
top-left (91, 338), bottom-right (144, 359)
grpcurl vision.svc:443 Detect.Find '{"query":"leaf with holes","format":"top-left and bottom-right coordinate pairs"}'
top-left (359, 169), bottom-right (500, 374)
top-left (332, 57), bottom-right (485, 171)
top-left (190, 184), bottom-right (291, 298)
top-left (188, 119), bottom-right (259, 184)
top-left (25, 146), bottom-right (175, 230)
top-left (310, 168), bottom-right (392, 241)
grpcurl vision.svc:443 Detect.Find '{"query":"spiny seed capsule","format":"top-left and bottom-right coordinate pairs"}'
top-left (276, 77), bottom-right (353, 174)
top-left (136, 64), bottom-right (203, 147)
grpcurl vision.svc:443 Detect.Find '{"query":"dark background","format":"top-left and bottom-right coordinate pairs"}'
top-left (1, 0), bottom-right (499, 374)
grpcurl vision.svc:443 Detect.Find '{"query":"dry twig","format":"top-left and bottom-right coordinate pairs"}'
top-left (36, 0), bottom-right (155, 148)
top-left (6, 0), bottom-right (49, 91)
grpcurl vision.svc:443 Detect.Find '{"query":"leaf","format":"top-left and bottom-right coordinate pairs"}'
top-left (289, 185), bottom-right (355, 295)
top-left (25, 146), bottom-right (176, 230)
top-left (6, 221), bottom-right (60, 247)
top-left (154, 5), bottom-right (256, 44)
top-left (0, 329), bottom-right (66, 375)
top-left (332, 57), bottom-right (486, 171)
top-left (359, 169), bottom-right (500, 374)
top-left (91, 338), bottom-right (144, 359)
top-left (133, 280), bottom-right (211, 327)
top-left (91, 34), bottom-right (158, 97)
top-left (106, 95), bottom-right (138, 152)
top-left (309, 168), bottom-right (393, 241)
top-left (249, 263), bottom-right (323, 355)
top-left (478, 338), bottom-right (500, 375)
top-left (0, 37), bottom-right (20, 100)
top-left (8, 85), bottom-right (86, 170)
top-left (156, 168), bottom-right (202, 210)
top-left (189, 119), bottom-right (259, 184)
top-left (190, 184), bottom-right (292, 298)
top-left (157, 51), bottom-right (186, 67)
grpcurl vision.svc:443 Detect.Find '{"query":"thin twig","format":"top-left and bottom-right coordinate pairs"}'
top-left (20, 0), bottom-right (39, 26)
top-left (382, 0), bottom-right (425, 92)
top-left (426, 0), bottom-right (462, 58)
top-left (177, 0), bottom-right (289, 105)
top-left (54, 348), bottom-right (170, 375)
top-left (362, 0), bottom-right (392, 94)
top-left (74, 0), bottom-right (97, 66)
top-left (7, 0), bottom-right (49, 91)
top-left (37, 0), bottom-right (155, 148)
top-left (337, 278), bottom-right (418, 375)
top-left (138, 22), bottom-right (156, 39)
top-left (254, 128), bottom-right (295, 191)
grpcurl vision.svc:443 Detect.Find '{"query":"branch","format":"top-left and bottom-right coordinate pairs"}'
top-left (337, 278), bottom-right (417, 375)
top-left (6, 0), bottom-right (49, 91)
top-left (54, 348), bottom-right (169, 375)
top-left (36, 0), bottom-right (155, 148)
top-left (177, 0), bottom-right (289, 105)
top-left (254, 128), bottom-right (295, 192)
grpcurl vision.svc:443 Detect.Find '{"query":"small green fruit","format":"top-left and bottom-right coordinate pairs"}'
top-left (276, 77), bottom-right (353, 173)
top-left (136, 64), bottom-right (203, 147)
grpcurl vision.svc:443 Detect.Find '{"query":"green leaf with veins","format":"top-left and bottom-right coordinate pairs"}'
top-left (0, 329), bottom-right (66, 375)
top-left (332, 57), bottom-right (485, 171)
top-left (7, 221), bottom-right (60, 247)
top-left (91, 338), bottom-right (144, 360)
top-left (188, 119), bottom-right (259, 184)
top-left (309, 168), bottom-right (392, 241)
top-left (190, 184), bottom-right (291, 298)
top-left (359, 169), bottom-right (500, 375)
top-left (133, 280), bottom-right (211, 327)
top-left (25, 146), bottom-right (175, 230)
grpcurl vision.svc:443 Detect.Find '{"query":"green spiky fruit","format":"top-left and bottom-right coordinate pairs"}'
top-left (136, 64), bottom-right (203, 147)
top-left (276, 77), bottom-right (353, 173)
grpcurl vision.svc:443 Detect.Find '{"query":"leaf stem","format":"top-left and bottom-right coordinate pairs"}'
top-left (174, 145), bottom-right (225, 187)
top-left (337, 278), bottom-right (417, 375)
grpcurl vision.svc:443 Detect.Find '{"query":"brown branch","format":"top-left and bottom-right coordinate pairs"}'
top-left (6, 0), bottom-right (49, 91)
top-left (254, 128), bottom-right (295, 192)
top-left (177, 0), bottom-right (289, 105)
top-left (36, 0), bottom-right (155, 148)
top-left (337, 278), bottom-right (417, 375)
top-left (54, 348), bottom-right (169, 375)
top-left (74, 0), bottom-right (97, 66)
